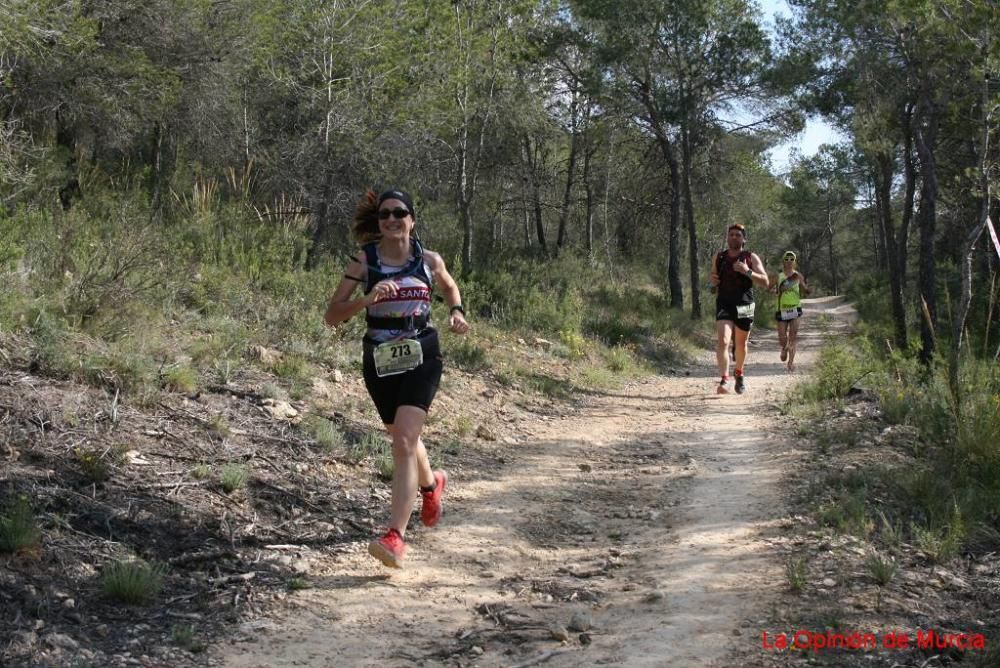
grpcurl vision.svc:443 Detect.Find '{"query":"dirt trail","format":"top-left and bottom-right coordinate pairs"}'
top-left (216, 298), bottom-right (853, 667)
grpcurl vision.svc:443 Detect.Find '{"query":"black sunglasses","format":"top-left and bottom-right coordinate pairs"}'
top-left (378, 207), bottom-right (410, 220)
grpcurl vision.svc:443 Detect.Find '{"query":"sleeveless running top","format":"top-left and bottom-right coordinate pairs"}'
top-left (716, 249), bottom-right (754, 305)
top-left (777, 271), bottom-right (802, 309)
top-left (362, 240), bottom-right (434, 343)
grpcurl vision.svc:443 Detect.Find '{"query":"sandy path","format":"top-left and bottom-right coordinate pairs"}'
top-left (216, 298), bottom-right (851, 667)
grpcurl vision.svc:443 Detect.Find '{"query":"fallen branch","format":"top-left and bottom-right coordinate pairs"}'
top-left (208, 571), bottom-right (256, 585)
top-left (168, 549), bottom-right (237, 566)
top-left (509, 649), bottom-right (570, 668)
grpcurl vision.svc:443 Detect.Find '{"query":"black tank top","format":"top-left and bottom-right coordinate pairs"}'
top-left (716, 250), bottom-right (754, 305)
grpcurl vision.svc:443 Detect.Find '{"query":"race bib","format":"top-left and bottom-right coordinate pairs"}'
top-left (736, 303), bottom-right (755, 319)
top-left (780, 307), bottom-right (800, 321)
top-left (373, 338), bottom-right (423, 377)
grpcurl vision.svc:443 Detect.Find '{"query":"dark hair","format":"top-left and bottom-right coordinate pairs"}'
top-left (352, 190), bottom-right (380, 244)
top-left (352, 188), bottom-right (417, 245)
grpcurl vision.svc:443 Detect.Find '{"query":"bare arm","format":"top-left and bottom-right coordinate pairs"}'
top-left (797, 272), bottom-right (811, 296)
top-left (426, 251), bottom-right (470, 334)
top-left (734, 253), bottom-right (769, 288)
top-left (708, 254), bottom-right (720, 286)
top-left (324, 252), bottom-right (372, 327)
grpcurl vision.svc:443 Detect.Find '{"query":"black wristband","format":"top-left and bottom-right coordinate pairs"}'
top-left (449, 304), bottom-right (466, 316)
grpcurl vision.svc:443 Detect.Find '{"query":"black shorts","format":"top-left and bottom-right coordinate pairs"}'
top-left (362, 328), bottom-right (443, 425)
top-left (775, 307), bottom-right (803, 322)
top-left (715, 302), bottom-right (754, 332)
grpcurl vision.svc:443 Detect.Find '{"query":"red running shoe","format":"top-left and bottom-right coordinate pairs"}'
top-left (420, 470), bottom-right (448, 528)
top-left (368, 528), bottom-right (406, 568)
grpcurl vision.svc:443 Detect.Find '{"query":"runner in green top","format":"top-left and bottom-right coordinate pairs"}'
top-left (770, 251), bottom-right (811, 372)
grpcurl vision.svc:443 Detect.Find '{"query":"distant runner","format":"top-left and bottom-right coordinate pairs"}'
top-left (708, 224), bottom-right (768, 394)
top-left (771, 251), bottom-right (811, 372)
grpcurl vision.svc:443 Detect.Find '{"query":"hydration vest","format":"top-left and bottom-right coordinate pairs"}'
top-left (362, 238), bottom-right (434, 336)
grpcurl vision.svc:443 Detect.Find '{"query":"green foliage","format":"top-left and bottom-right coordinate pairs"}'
top-left (207, 414), bottom-right (231, 439)
top-left (785, 555), bottom-right (809, 594)
top-left (817, 489), bottom-right (872, 537)
top-left (801, 341), bottom-right (865, 401)
top-left (162, 365), bottom-right (198, 393)
top-left (603, 345), bottom-right (638, 374)
top-left (189, 464), bottom-right (212, 480)
top-left (219, 463), bottom-right (249, 493)
top-left (558, 330), bottom-right (588, 359)
top-left (912, 509), bottom-right (965, 564)
top-left (445, 337), bottom-right (490, 372)
top-left (351, 431), bottom-right (388, 462)
top-left (286, 577), bottom-right (311, 592)
top-left (0, 496), bottom-right (41, 554)
top-left (301, 415), bottom-right (345, 452)
top-left (101, 560), bottom-right (166, 606)
top-left (171, 624), bottom-right (206, 653)
top-left (74, 445), bottom-right (128, 483)
top-left (462, 255), bottom-right (588, 335)
top-left (865, 550), bottom-right (897, 586)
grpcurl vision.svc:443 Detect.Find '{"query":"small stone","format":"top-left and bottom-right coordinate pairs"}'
top-left (262, 399), bottom-right (299, 421)
top-left (548, 624), bottom-right (571, 642)
top-left (579, 633), bottom-right (592, 645)
top-left (475, 424), bottom-right (497, 441)
top-left (470, 646), bottom-right (484, 656)
top-left (567, 611), bottom-right (593, 632)
top-left (822, 578), bottom-right (836, 587)
top-left (46, 633), bottom-right (80, 651)
top-left (578, 463), bottom-right (592, 473)
top-left (642, 591), bottom-right (665, 604)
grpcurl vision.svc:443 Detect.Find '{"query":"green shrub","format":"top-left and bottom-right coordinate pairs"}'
top-left (447, 337), bottom-right (490, 372)
top-left (302, 415), bottom-right (345, 451)
top-left (102, 559), bottom-right (166, 605)
top-left (219, 463), bottom-right (249, 493)
top-left (785, 555), bottom-right (809, 593)
top-left (351, 431), bottom-right (387, 461)
top-left (162, 365), bottom-right (199, 393)
top-left (865, 550), bottom-right (897, 586)
top-left (802, 342), bottom-right (866, 401)
top-left (0, 497), bottom-right (41, 553)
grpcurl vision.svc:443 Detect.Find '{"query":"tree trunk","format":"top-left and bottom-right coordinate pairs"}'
top-left (914, 99), bottom-right (940, 365)
top-left (827, 205), bottom-right (838, 294)
top-left (556, 93), bottom-right (579, 252)
top-left (458, 119), bottom-right (473, 270)
top-left (681, 125), bottom-right (701, 319)
top-left (950, 78), bottom-right (993, 400)
top-left (876, 153), bottom-right (907, 349)
top-left (637, 82), bottom-right (682, 307)
top-left (900, 105), bottom-right (917, 293)
top-left (584, 147), bottom-right (594, 258)
top-left (521, 174), bottom-right (532, 248)
top-left (522, 134), bottom-right (547, 253)
top-left (306, 165), bottom-right (336, 270)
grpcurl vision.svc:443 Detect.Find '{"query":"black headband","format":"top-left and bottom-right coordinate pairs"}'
top-left (377, 189), bottom-right (415, 218)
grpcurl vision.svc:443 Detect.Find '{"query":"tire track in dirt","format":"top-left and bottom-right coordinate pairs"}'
top-left (216, 298), bottom-right (852, 667)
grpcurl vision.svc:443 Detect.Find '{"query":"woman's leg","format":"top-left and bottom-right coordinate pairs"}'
top-left (787, 318), bottom-right (800, 370)
top-left (777, 321), bottom-right (788, 360)
top-left (386, 405), bottom-right (433, 535)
